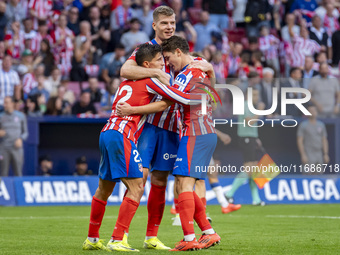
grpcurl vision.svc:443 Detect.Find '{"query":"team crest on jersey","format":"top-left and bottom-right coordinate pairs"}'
top-left (138, 163), bottom-right (143, 172)
top-left (175, 71), bottom-right (193, 88)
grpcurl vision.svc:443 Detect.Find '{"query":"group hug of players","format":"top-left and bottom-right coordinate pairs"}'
top-left (82, 6), bottom-right (240, 252)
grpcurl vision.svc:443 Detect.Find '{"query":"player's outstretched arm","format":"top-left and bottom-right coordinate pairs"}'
top-left (116, 100), bottom-right (173, 116)
top-left (148, 78), bottom-right (202, 105)
top-left (120, 59), bottom-right (171, 86)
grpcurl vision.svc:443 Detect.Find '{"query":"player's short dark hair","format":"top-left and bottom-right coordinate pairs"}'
top-left (153, 6), bottom-right (174, 21)
top-left (161, 35), bottom-right (189, 54)
top-left (135, 43), bottom-right (162, 66)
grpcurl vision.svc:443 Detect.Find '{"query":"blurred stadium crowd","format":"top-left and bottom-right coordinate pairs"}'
top-left (0, 0), bottom-right (339, 118)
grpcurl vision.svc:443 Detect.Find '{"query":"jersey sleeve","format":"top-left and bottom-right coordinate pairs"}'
top-left (128, 47), bottom-right (138, 61)
top-left (147, 78), bottom-right (202, 105)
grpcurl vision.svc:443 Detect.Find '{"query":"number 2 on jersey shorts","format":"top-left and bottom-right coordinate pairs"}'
top-left (137, 123), bottom-right (180, 171)
top-left (98, 130), bottom-right (143, 182)
top-left (173, 133), bottom-right (217, 179)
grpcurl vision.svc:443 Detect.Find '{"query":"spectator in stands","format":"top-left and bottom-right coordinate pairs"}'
top-left (71, 91), bottom-right (97, 115)
top-left (238, 52), bottom-right (251, 79)
top-left (259, 26), bottom-right (280, 72)
top-left (120, 18), bottom-right (149, 53)
top-left (212, 51), bottom-right (228, 84)
top-left (233, 0), bottom-right (247, 28)
top-left (4, 20), bottom-right (25, 65)
top-left (67, 6), bottom-right (80, 36)
top-left (89, 6), bottom-right (110, 61)
top-left (244, 0), bottom-right (272, 37)
top-left (24, 93), bottom-right (43, 117)
top-left (194, 11), bottom-right (220, 52)
top-left (174, 20), bottom-right (197, 52)
top-left (35, 39), bottom-right (55, 77)
top-left (297, 105), bottom-right (329, 172)
top-left (315, 0), bottom-right (339, 22)
top-left (302, 55), bottom-right (319, 89)
top-left (243, 36), bottom-right (259, 56)
top-left (135, 0), bottom-right (154, 38)
top-left (332, 18), bottom-right (340, 65)
top-left (323, 3), bottom-right (340, 35)
top-left (100, 4), bottom-right (111, 31)
top-left (22, 18), bottom-right (36, 41)
top-left (281, 13), bottom-right (300, 42)
top-left (22, 64), bottom-right (45, 99)
top-left (281, 67), bottom-right (303, 116)
top-left (100, 43), bottom-right (126, 85)
top-left (290, 0), bottom-right (318, 23)
top-left (259, 67), bottom-right (276, 111)
top-left (45, 96), bottom-right (63, 116)
top-left (56, 85), bottom-right (72, 115)
top-left (0, 96), bottom-right (28, 176)
top-left (28, 0), bottom-right (53, 30)
top-left (226, 42), bottom-right (242, 76)
top-left (74, 156), bottom-right (93, 176)
top-left (309, 15), bottom-right (332, 60)
top-left (251, 50), bottom-right (264, 77)
top-left (170, 0), bottom-right (189, 32)
top-left (110, 0), bottom-right (136, 32)
top-left (31, 20), bottom-right (53, 55)
top-left (29, 75), bottom-right (50, 102)
top-left (16, 49), bottom-right (35, 76)
top-left (309, 62), bottom-right (340, 117)
top-left (60, 79), bottom-right (75, 105)
top-left (71, 21), bottom-right (92, 82)
top-left (100, 76), bottom-right (120, 113)
top-left (45, 67), bottom-right (61, 97)
top-left (202, 0), bottom-right (230, 30)
top-left (0, 55), bottom-right (21, 111)
top-left (288, 26), bottom-right (321, 69)
top-left (0, 1), bottom-right (7, 41)
top-left (5, 0), bottom-right (26, 29)
top-left (51, 14), bottom-right (74, 78)
top-left (83, 77), bottom-right (103, 103)
top-left (37, 155), bottom-right (53, 176)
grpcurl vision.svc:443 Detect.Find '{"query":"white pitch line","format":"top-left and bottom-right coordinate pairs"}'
top-left (266, 215), bottom-right (340, 220)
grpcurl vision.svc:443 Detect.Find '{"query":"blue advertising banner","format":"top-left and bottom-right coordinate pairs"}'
top-left (0, 177), bottom-right (16, 206)
top-left (0, 176), bottom-right (339, 206)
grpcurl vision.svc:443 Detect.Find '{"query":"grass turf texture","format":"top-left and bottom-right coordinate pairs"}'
top-left (0, 204), bottom-right (339, 254)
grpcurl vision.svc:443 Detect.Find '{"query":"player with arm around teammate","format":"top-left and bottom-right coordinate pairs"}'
top-left (82, 43), bottom-right (202, 252)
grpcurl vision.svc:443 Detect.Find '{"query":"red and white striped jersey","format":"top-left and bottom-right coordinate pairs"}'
top-left (31, 32), bottom-right (53, 54)
top-left (225, 54), bottom-right (241, 76)
top-left (288, 36), bottom-right (321, 68)
top-left (101, 78), bottom-right (201, 143)
top-left (4, 31), bottom-right (25, 59)
top-left (173, 65), bottom-right (215, 137)
top-left (128, 39), bottom-right (180, 133)
top-left (22, 73), bottom-right (37, 95)
top-left (51, 27), bottom-right (74, 71)
top-left (259, 35), bottom-right (280, 60)
top-left (28, 0), bottom-right (53, 29)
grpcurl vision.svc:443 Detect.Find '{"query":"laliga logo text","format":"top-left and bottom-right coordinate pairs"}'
top-left (201, 85), bottom-right (312, 128)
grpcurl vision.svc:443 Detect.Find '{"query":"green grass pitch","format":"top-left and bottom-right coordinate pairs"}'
top-left (1, 204), bottom-right (340, 254)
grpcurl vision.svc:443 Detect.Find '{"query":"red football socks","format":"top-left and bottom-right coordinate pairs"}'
top-left (112, 197), bottom-right (139, 241)
top-left (201, 197), bottom-right (207, 210)
top-left (88, 196), bottom-right (107, 238)
top-left (146, 184), bottom-right (166, 237)
top-left (194, 192), bottom-right (211, 231)
top-left (178, 191), bottom-right (195, 235)
top-left (174, 198), bottom-right (179, 213)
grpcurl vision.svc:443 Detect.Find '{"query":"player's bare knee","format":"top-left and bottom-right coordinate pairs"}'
top-left (151, 170), bottom-right (168, 186)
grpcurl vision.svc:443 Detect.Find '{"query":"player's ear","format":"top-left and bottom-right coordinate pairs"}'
top-left (175, 48), bottom-right (181, 57)
top-left (152, 22), bottom-right (156, 31)
top-left (143, 61), bottom-right (150, 68)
